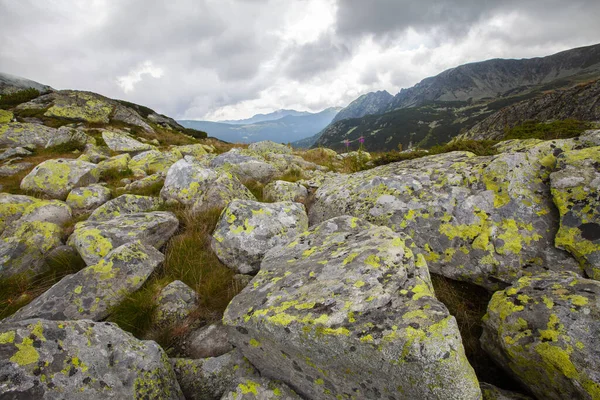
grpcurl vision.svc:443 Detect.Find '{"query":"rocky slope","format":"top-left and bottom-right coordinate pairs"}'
top-left (315, 43), bottom-right (600, 151)
top-left (457, 79), bottom-right (600, 141)
top-left (0, 72), bottom-right (52, 95)
top-left (331, 90), bottom-right (393, 123)
top-left (3, 77), bottom-right (600, 399)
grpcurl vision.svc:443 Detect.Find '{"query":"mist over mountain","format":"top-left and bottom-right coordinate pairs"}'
top-left (180, 107), bottom-right (340, 144)
top-left (219, 109), bottom-right (312, 125)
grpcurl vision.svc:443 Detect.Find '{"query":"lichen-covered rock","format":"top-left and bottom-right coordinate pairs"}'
top-left (0, 146), bottom-right (32, 161)
top-left (551, 146), bottom-right (600, 279)
top-left (481, 272), bottom-right (600, 400)
top-left (170, 350), bottom-right (258, 400)
top-left (0, 109), bottom-right (13, 123)
top-left (184, 323), bottom-right (233, 359)
top-left (0, 319), bottom-right (184, 399)
top-left (209, 149), bottom-right (259, 169)
top-left (45, 126), bottom-right (94, 149)
top-left (97, 153), bottom-right (131, 175)
top-left (155, 280), bottom-right (198, 327)
top-left (0, 221), bottom-right (63, 278)
top-left (117, 172), bottom-right (165, 195)
top-left (6, 242), bottom-right (164, 322)
top-left (480, 383), bottom-right (533, 400)
top-left (0, 161), bottom-right (33, 177)
top-left (174, 144), bottom-right (210, 158)
top-left (161, 159), bottom-right (255, 212)
top-left (88, 194), bottom-right (162, 222)
top-left (20, 158), bottom-right (100, 200)
top-left (82, 143), bottom-right (110, 163)
top-left (0, 193), bottom-right (38, 235)
top-left (212, 200), bottom-right (308, 274)
top-left (220, 159), bottom-right (279, 184)
top-left (129, 149), bottom-right (182, 176)
top-left (224, 216), bottom-right (481, 400)
top-left (263, 180), bottom-right (308, 203)
top-left (66, 184), bottom-right (111, 211)
top-left (102, 130), bottom-right (155, 152)
top-left (0, 122), bottom-right (58, 148)
top-left (1, 199), bottom-right (71, 240)
top-left (112, 103), bottom-right (153, 132)
top-left (310, 148), bottom-right (580, 290)
top-left (68, 211), bottom-right (178, 265)
top-left (248, 141), bottom-right (292, 155)
top-left (42, 90), bottom-right (114, 124)
top-left (220, 377), bottom-right (303, 400)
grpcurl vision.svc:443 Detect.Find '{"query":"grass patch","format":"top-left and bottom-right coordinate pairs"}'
top-left (243, 179), bottom-right (266, 202)
top-left (275, 168), bottom-right (303, 183)
top-left (107, 206), bottom-right (242, 353)
top-left (504, 118), bottom-right (592, 140)
top-left (123, 179), bottom-right (164, 197)
top-left (0, 249), bottom-right (86, 320)
top-left (431, 274), bottom-right (522, 391)
top-left (0, 88), bottom-right (40, 109)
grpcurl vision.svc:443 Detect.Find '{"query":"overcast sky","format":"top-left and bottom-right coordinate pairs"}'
top-left (1, 0), bottom-right (599, 121)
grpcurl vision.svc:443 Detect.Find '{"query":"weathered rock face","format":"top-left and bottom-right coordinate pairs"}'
top-left (0, 122), bottom-right (58, 148)
top-left (0, 193), bottom-right (38, 235)
top-left (1, 199), bottom-right (72, 237)
top-left (82, 143), bottom-right (110, 163)
top-left (170, 350), bottom-right (258, 400)
top-left (0, 146), bottom-right (32, 161)
top-left (66, 184), bottom-right (111, 212)
top-left (117, 172), bottom-right (164, 195)
top-left (102, 130), bottom-right (155, 152)
top-left (155, 280), bottom-right (198, 327)
top-left (0, 221), bottom-right (63, 279)
top-left (480, 383), bottom-right (533, 400)
top-left (263, 180), bottom-right (308, 203)
top-left (184, 323), bottom-right (233, 359)
top-left (0, 319), bottom-right (184, 399)
top-left (481, 272), bottom-right (600, 400)
top-left (0, 161), bottom-right (33, 177)
top-left (129, 149), bottom-right (182, 176)
top-left (221, 377), bottom-right (306, 400)
top-left (20, 158), bottom-right (100, 200)
top-left (221, 160), bottom-right (279, 184)
top-left (161, 159), bottom-right (255, 212)
top-left (30, 90), bottom-right (115, 124)
top-left (112, 103), bottom-right (153, 132)
top-left (68, 211), bottom-right (178, 265)
top-left (45, 126), bottom-right (93, 149)
top-left (310, 145), bottom-right (581, 290)
top-left (209, 150), bottom-right (259, 169)
top-left (248, 141), bottom-right (292, 155)
top-left (224, 216), bottom-right (480, 400)
top-left (96, 153), bottom-right (131, 175)
top-left (174, 144), bottom-right (211, 158)
top-left (551, 146), bottom-right (600, 279)
top-left (5, 242), bottom-right (164, 322)
top-left (212, 200), bottom-right (308, 274)
top-left (88, 194), bottom-right (162, 222)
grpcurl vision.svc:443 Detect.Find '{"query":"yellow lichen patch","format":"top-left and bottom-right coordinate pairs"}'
top-left (0, 331), bottom-right (15, 344)
top-left (10, 337), bottom-right (40, 366)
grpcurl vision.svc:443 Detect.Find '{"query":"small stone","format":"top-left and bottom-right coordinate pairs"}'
top-left (184, 323), bottom-right (233, 359)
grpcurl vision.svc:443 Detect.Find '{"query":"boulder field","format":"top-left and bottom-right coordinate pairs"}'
top-left (1, 128), bottom-right (600, 399)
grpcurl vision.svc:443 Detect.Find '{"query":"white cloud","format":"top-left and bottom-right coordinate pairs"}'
top-left (0, 0), bottom-right (598, 121)
top-left (116, 61), bottom-right (164, 93)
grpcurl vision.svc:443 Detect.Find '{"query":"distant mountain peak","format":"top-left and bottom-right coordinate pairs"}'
top-left (332, 90), bottom-right (394, 123)
top-left (219, 109), bottom-right (312, 125)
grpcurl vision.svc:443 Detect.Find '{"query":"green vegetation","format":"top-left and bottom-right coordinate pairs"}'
top-left (243, 179), bottom-right (267, 202)
top-left (0, 250), bottom-right (86, 320)
top-left (181, 127), bottom-right (208, 139)
top-left (0, 88), bottom-right (41, 109)
top-left (108, 206), bottom-right (242, 353)
top-left (504, 119), bottom-right (592, 140)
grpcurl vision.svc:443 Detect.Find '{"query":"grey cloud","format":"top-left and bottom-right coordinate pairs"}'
top-left (282, 34), bottom-right (351, 81)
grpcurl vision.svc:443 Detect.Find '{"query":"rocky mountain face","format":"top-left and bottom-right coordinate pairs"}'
top-left (315, 43), bottom-right (600, 151)
top-left (180, 107), bottom-right (340, 144)
top-left (4, 75), bottom-right (600, 400)
top-left (0, 72), bottom-right (52, 95)
top-left (220, 109), bottom-right (312, 125)
top-left (457, 79), bottom-right (600, 140)
top-left (331, 90), bottom-right (393, 123)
